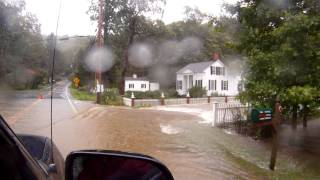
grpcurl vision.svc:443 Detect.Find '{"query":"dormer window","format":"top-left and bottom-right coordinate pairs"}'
top-left (211, 66), bottom-right (225, 76)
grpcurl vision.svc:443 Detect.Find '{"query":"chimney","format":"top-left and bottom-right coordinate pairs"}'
top-left (212, 52), bottom-right (220, 61)
top-left (132, 74), bottom-right (137, 79)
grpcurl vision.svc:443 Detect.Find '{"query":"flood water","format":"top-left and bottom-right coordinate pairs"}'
top-left (2, 90), bottom-right (320, 179)
top-left (42, 105), bottom-right (320, 179)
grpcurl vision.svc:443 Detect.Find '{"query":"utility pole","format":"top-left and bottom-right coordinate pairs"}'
top-left (96, 0), bottom-right (105, 104)
top-left (269, 95), bottom-right (282, 170)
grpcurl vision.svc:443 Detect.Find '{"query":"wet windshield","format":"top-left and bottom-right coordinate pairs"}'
top-left (1, 0), bottom-right (320, 179)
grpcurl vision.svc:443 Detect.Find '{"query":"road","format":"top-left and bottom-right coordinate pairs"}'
top-left (1, 84), bottom-right (320, 179)
top-left (0, 80), bottom-right (94, 135)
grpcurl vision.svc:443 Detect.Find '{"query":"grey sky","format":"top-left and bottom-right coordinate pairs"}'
top-left (24, 0), bottom-right (237, 36)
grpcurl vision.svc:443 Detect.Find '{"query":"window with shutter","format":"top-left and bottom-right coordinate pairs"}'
top-left (211, 66), bottom-right (215, 75)
top-left (221, 80), bottom-right (228, 90)
top-left (176, 81), bottom-right (182, 90)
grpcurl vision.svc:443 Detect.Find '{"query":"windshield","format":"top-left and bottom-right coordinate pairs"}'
top-left (1, 0), bottom-right (320, 179)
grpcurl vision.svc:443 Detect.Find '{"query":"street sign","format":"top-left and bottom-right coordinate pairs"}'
top-left (73, 77), bottom-right (80, 88)
top-left (251, 109), bottom-right (272, 123)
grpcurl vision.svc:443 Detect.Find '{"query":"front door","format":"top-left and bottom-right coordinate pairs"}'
top-left (183, 75), bottom-right (193, 92)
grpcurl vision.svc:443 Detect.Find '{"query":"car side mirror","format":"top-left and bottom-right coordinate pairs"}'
top-left (65, 150), bottom-right (174, 180)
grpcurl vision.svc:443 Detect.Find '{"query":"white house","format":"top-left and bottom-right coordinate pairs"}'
top-left (125, 74), bottom-right (160, 92)
top-left (176, 55), bottom-right (242, 96)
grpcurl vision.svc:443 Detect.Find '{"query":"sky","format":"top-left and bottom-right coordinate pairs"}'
top-left (23, 0), bottom-right (237, 36)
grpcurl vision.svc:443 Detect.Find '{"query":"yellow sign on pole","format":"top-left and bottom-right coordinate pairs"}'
top-left (73, 77), bottom-right (80, 88)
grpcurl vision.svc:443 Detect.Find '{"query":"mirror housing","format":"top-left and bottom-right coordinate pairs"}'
top-left (65, 150), bottom-right (174, 180)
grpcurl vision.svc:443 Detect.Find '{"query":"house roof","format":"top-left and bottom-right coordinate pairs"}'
top-left (125, 76), bottom-right (149, 81)
top-left (177, 61), bottom-right (214, 74)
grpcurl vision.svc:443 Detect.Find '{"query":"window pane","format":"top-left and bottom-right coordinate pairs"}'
top-left (216, 67), bottom-right (221, 75)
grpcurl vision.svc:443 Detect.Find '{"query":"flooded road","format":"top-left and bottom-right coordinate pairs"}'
top-left (0, 80), bottom-right (94, 134)
top-left (1, 85), bottom-right (320, 179)
top-left (41, 106), bottom-right (254, 179)
top-left (39, 105), bottom-right (320, 179)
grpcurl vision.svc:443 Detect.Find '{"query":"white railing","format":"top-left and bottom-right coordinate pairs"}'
top-left (213, 102), bottom-right (250, 127)
top-left (135, 99), bottom-right (160, 107)
top-left (165, 98), bottom-right (187, 105)
top-left (189, 97), bottom-right (207, 104)
top-left (123, 97), bottom-right (132, 106)
top-left (122, 96), bottom-right (239, 107)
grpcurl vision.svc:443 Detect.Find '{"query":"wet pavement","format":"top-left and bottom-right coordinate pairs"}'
top-left (0, 80), bottom-right (94, 134)
top-left (1, 84), bottom-right (320, 179)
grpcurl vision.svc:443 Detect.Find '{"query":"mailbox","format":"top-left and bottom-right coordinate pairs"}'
top-left (251, 108), bottom-right (272, 123)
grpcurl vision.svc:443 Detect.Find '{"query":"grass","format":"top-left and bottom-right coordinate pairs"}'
top-left (69, 87), bottom-right (96, 101)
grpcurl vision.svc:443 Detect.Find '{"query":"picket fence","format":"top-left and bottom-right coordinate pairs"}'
top-left (212, 101), bottom-right (250, 127)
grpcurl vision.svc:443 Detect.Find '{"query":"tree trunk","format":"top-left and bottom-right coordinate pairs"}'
top-left (119, 18), bottom-right (136, 95)
top-left (119, 49), bottom-right (129, 95)
top-left (292, 105), bottom-right (298, 130)
top-left (302, 105), bottom-right (309, 128)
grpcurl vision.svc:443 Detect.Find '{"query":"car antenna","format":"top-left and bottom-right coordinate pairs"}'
top-left (48, 0), bottom-right (62, 173)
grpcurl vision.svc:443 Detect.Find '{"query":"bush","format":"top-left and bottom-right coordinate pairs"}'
top-left (164, 89), bottom-right (179, 98)
top-left (70, 87), bottom-right (96, 101)
top-left (125, 89), bottom-right (179, 99)
top-left (189, 86), bottom-right (206, 98)
top-left (103, 88), bottom-right (123, 106)
top-left (211, 92), bottom-right (226, 97)
top-left (125, 91), bottom-right (161, 99)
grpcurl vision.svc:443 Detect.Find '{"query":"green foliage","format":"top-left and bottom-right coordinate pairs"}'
top-left (125, 91), bottom-right (161, 99)
top-left (0, 1), bottom-right (72, 89)
top-left (163, 89), bottom-right (179, 98)
top-left (238, 81), bottom-right (278, 108)
top-left (211, 92), bottom-right (228, 97)
top-left (103, 88), bottom-right (123, 106)
top-left (234, 0), bottom-right (320, 117)
top-left (87, 1), bottom-right (240, 90)
top-left (125, 89), bottom-right (179, 99)
top-left (282, 86), bottom-right (318, 106)
top-left (69, 87), bottom-right (96, 101)
top-left (189, 86), bottom-right (206, 98)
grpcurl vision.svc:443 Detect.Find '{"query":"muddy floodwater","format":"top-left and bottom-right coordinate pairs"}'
top-left (37, 105), bottom-right (320, 180)
top-left (1, 87), bottom-right (320, 179)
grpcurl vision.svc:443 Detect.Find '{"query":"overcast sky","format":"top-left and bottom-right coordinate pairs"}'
top-left (23, 0), bottom-right (237, 36)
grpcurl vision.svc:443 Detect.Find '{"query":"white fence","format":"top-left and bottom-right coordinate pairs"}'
top-left (135, 99), bottom-right (160, 107)
top-left (123, 97), bottom-right (132, 106)
top-left (165, 98), bottom-right (188, 105)
top-left (123, 96), bottom-right (238, 107)
top-left (213, 102), bottom-right (250, 127)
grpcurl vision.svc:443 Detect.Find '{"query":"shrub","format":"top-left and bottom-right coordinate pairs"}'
top-left (189, 86), bottom-right (206, 98)
top-left (125, 89), bottom-right (180, 99)
top-left (211, 92), bottom-right (226, 97)
top-left (125, 91), bottom-right (161, 99)
top-left (70, 87), bottom-right (96, 101)
top-left (103, 88), bottom-right (123, 106)
top-left (164, 89), bottom-right (179, 98)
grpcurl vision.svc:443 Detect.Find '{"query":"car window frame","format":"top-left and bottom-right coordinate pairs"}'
top-left (0, 115), bottom-right (49, 179)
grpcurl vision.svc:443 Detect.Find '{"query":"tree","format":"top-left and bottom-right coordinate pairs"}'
top-left (0, 0), bottom-right (49, 89)
top-left (88, 0), bottom-right (166, 94)
top-left (87, 1), bottom-right (240, 91)
top-left (234, 0), bottom-right (320, 128)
